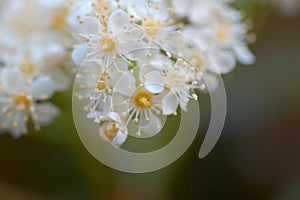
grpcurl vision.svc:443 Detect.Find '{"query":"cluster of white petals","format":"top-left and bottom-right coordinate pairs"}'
top-left (0, 0), bottom-right (74, 138)
top-left (71, 0), bottom-right (255, 147)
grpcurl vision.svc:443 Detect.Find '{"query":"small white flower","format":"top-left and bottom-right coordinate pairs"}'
top-left (68, 0), bottom-right (128, 28)
top-left (0, 68), bottom-right (59, 138)
top-left (28, 35), bottom-right (71, 91)
top-left (0, 0), bottom-right (70, 37)
top-left (182, 28), bottom-right (237, 74)
top-left (71, 10), bottom-right (147, 66)
top-left (99, 112), bottom-right (128, 147)
top-left (143, 56), bottom-right (198, 115)
top-left (171, 0), bottom-right (233, 25)
top-left (74, 57), bottom-right (133, 118)
top-left (172, 0), bottom-right (255, 66)
top-left (209, 20), bottom-right (255, 65)
top-left (111, 71), bottom-right (164, 137)
top-left (127, 0), bottom-right (176, 45)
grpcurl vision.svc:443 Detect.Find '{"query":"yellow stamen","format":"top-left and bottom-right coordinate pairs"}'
top-left (133, 91), bottom-right (152, 108)
top-left (215, 22), bottom-right (231, 43)
top-left (14, 93), bottom-right (32, 111)
top-left (102, 120), bottom-right (119, 141)
top-left (51, 8), bottom-right (68, 30)
top-left (20, 59), bottom-right (35, 76)
top-left (190, 54), bottom-right (204, 71)
top-left (142, 20), bottom-right (165, 37)
top-left (96, 77), bottom-right (107, 91)
top-left (100, 37), bottom-right (116, 53)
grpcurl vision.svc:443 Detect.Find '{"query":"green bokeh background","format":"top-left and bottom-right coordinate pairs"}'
top-left (1, 2), bottom-right (300, 200)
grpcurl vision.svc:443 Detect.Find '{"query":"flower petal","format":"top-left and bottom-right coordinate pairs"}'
top-left (128, 0), bottom-right (148, 18)
top-left (144, 71), bottom-right (165, 94)
top-left (34, 102), bottom-right (60, 125)
top-left (108, 9), bottom-right (130, 33)
top-left (162, 92), bottom-right (179, 115)
top-left (107, 112), bottom-right (122, 123)
top-left (140, 111), bottom-right (163, 137)
top-left (212, 51), bottom-right (236, 74)
top-left (1, 68), bottom-right (25, 94)
top-left (171, 0), bottom-right (189, 16)
top-left (72, 44), bottom-right (91, 66)
top-left (81, 17), bottom-right (101, 35)
top-left (119, 40), bottom-right (149, 60)
top-left (31, 76), bottom-right (55, 100)
top-left (112, 130), bottom-right (128, 147)
top-left (114, 73), bottom-right (136, 96)
top-left (86, 111), bottom-right (102, 120)
top-left (45, 68), bottom-right (70, 92)
top-left (201, 72), bottom-right (219, 93)
top-left (233, 44), bottom-right (256, 65)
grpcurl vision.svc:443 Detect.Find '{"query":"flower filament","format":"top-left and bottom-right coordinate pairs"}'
top-left (20, 59), bottom-right (35, 76)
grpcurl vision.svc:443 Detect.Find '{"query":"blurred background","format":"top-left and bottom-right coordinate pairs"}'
top-left (0, 1), bottom-right (299, 200)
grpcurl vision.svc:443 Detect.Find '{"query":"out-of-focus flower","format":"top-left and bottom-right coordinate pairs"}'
top-left (0, 0), bottom-right (74, 137)
top-left (0, 68), bottom-right (59, 138)
top-left (172, 0), bottom-right (255, 67)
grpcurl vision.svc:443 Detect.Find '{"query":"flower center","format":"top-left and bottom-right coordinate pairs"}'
top-left (215, 22), bottom-right (231, 43)
top-left (142, 20), bottom-right (165, 37)
top-left (20, 59), bottom-right (35, 76)
top-left (51, 8), bottom-right (68, 30)
top-left (14, 93), bottom-right (32, 112)
top-left (102, 119), bottom-right (119, 141)
top-left (133, 91), bottom-right (152, 108)
top-left (100, 36), bottom-right (116, 53)
top-left (190, 54), bottom-right (204, 71)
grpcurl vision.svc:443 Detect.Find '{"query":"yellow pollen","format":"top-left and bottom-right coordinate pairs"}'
top-left (142, 20), bottom-right (165, 37)
top-left (20, 59), bottom-right (35, 76)
top-left (215, 22), bottom-right (231, 43)
top-left (14, 93), bottom-right (32, 111)
top-left (96, 77), bottom-right (107, 91)
top-left (190, 54), bottom-right (204, 71)
top-left (168, 72), bottom-right (186, 88)
top-left (100, 37), bottom-right (116, 53)
top-left (51, 8), bottom-right (68, 30)
top-left (102, 120), bottom-right (119, 141)
top-left (133, 91), bottom-right (152, 108)
top-left (12, 122), bottom-right (18, 128)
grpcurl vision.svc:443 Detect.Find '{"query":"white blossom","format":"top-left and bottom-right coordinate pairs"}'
top-left (0, 0), bottom-right (73, 137)
top-left (99, 112), bottom-right (128, 147)
top-left (71, 10), bottom-right (147, 66)
top-left (0, 68), bottom-right (59, 138)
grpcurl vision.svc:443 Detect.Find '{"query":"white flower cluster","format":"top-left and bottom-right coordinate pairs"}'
top-left (71, 0), bottom-right (255, 147)
top-left (0, 0), bottom-right (73, 138)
